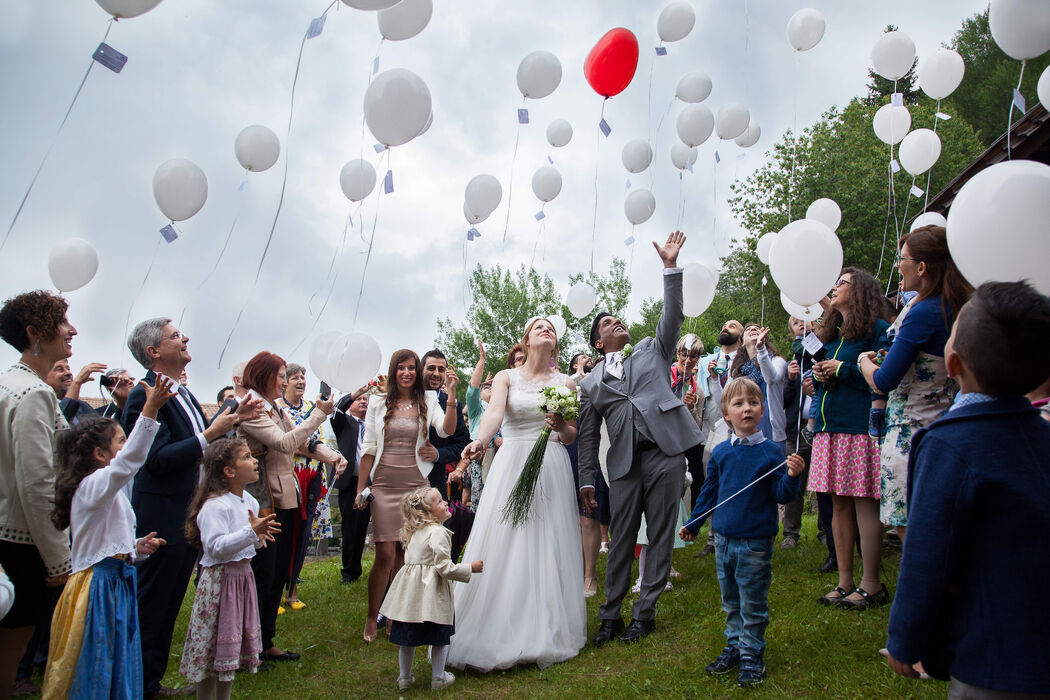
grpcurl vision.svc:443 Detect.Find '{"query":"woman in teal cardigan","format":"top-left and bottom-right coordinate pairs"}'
top-left (809, 268), bottom-right (891, 610)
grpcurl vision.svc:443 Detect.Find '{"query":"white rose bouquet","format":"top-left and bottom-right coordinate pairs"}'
top-left (502, 385), bottom-right (581, 527)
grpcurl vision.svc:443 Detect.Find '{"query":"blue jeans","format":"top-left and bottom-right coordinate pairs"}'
top-left (714, 533), bottom-right (773, 657)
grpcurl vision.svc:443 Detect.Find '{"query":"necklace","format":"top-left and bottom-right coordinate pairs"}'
top-left (396, 401), bottom-right (415, 411)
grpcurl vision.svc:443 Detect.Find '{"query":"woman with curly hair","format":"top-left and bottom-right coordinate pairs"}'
top-left (0, 291), bottom-right (77, 696)
top-left (809, 268), bottom-right (892, 610)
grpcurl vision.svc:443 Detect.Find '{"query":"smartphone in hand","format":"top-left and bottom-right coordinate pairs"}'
top-left (320, 381), bottom-right (332, 401)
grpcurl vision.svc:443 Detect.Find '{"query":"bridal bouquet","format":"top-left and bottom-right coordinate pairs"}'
top-left (502, 386), bottom-right (581, 527)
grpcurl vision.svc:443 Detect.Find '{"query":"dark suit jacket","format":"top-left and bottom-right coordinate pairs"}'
top-left (331, 393), bottom-right (363, 491)
top-left (122, 369), bottom-right (209, 544)
top-left (96, 401), bottom-right (123, 421)
top-left (428, 390), bottom-right (469, 485)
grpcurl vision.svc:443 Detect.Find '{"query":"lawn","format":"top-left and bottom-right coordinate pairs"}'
top-left (21, 515), bottom-right (943, 698)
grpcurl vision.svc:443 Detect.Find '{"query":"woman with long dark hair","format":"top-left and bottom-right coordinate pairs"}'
top-left (859, 226), bottom-right (972, 539)
top-left (356, 349), bottom-right (459, 643)
top-left (809, 268), bottom-right (892, 610)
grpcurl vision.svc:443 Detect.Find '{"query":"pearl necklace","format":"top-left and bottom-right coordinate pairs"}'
top-left (396, 401), bottom-right (415, 411)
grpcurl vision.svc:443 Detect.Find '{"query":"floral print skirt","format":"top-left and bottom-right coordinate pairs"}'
top-left (809, 432), bottom-right (881, 499)
top-left (180, 560), bottom-right (261, 683)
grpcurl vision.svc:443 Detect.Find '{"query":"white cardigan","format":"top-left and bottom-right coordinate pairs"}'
top-left (362, 391), bottom-right (449, 481)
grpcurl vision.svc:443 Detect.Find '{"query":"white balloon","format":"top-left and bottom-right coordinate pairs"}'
top-left (516, 51), bottom-right (562, 99)
top-left (946, 159), bottom-right (1050, 295)
top-left (531, 166), bottom-right (562, 203)
top-left (624, 189), bottom-right (656, 225)
top-left (152, 158), bottom-right (207, 222)
top-left (309, 330), bottom-right (344, 385)
top-left (327, 332), bottom-right (383, 393)
top-left (339, 159), bottom-right (377, 202)
top-left (989, 0), bottom-right (1050, 61)
top-left (657, 2), bottom-right (696, 43)
top-left (363, 68), bottom-right (432, 148)
top-left (547, 315), bottom-right (567, 340)
top-left (735, 122), bottom-right (761, 148)
top-left (676, 104), bottom-right (714, 147)
top-left (780, 291), bottom-right (822, 320)
top-left (377, 0), bottom-right (431, 40)
top-left (786, 8), bottom-right (826, 51)
top-left (871, 31), bottom-right (916, 81)
top-left (464, 175), bottom-right (502, 219)
top-left (769, 219), bottom-right (843, 306)
top-left (918, 49), bottom-right (965, 101)
top-left (1039, 64), bottom-right (1050, 109)
top-left (872, 104), bottom-right (912, 146)
top-left (806, 198), bottom-right (842, 232)
top-left (675, 71), bottom-right (712, 103)
top-left (682, 263), bottom-right (717, 317)
top-left (546, 119), bottom-right (573, 148)
top-left (340, 0), bottom-right (400, 9)
top-left (715, 103), bottom-right (750, 140)
top-left (565, 283), bottom-right (597, 319)
top-left (95, 0), bottom-right (162, 18)
top-left (622, 139), bottom-right (653, 173)
top-left (756, 232), bottom-right (777, 265)
top-left (48, 239), bottom-right (99, 293)
top-left (909, 212), bottom-right (947, 231)
top-left (898, 128), bottom-right (942, 176)
top-left (417, 111), bottom-right (433, 138)
top-left (463, 201), bottom-right (488, 225)
top-left (234, 125), bottom-right (280, 173)
top-left (670, 142), bottom-right (698, 170)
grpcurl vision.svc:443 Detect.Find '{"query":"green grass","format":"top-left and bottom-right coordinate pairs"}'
top-left (22, 515), bottom-right (943, 698)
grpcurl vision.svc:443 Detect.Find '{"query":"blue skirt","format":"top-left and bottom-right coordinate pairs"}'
top-left (389, 620), bottom-right (454, 647)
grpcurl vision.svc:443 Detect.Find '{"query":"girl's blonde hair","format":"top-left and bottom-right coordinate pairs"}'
top-left (399, 486), bottom-right (440, 547)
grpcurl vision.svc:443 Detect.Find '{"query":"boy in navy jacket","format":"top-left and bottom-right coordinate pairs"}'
top-left (885, 281), bottom-right (1050, 696)
top-left (680, 378), bottom-right (804, 687)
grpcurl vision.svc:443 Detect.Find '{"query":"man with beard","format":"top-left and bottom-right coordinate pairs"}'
top-left (420, 350), bottom-right (470, 492)
top-left (707, 320), bottom-right (744, 406)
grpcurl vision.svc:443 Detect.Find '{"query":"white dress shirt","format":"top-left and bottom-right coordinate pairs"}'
top-left (197, 490), bottom-right (262, 567)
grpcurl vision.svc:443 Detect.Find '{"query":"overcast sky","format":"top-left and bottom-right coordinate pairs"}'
top-left (0, 0), bottom-right (987, 400)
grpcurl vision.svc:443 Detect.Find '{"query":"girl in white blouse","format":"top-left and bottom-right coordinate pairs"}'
top-left (180, 438), bottom-right (280, 700)
top-left (42, 375), bottom-right (175, 700)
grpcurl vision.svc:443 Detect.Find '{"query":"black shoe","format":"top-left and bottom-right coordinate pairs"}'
top-left (376, 613), bottom-right (387, 629)
top-left (705, 646), bottom-right (740, 674)
top-left (618, 618), bottom-right (655, 643)
top-left (592, 618), bottom-right (626, 646)
top-left (737, 654), bottom-right (766, 686)
top-left (340, 574), bottom-right (356, 584)
top-left (255, 661), bottom-right (275, 673)
top-left (839, 585), bottom-right (890, 610)
top-left (816, 555), bottom-right (837, 574)
top-left (262, 650), bottom-right (300, 662)
top-left (693, 542), bottom-right (715, 559)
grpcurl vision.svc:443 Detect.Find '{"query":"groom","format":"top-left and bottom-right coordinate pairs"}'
top-left (578, 230), bottom-right (704, 644)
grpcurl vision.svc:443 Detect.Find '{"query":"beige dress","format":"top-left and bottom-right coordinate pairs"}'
top-left (370, 413), bottom-right (427, 542)
top-left (379, 523), bottom-right (472, 625)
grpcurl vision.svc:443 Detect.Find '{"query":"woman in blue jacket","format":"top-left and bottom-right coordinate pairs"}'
top-left (809, 268), bottom-right (891, 610)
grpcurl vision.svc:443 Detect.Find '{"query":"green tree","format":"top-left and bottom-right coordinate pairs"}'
top-left (948, 10), bottom-right (1050, 147)
top-left (564, 257), bottom-right (632, 352)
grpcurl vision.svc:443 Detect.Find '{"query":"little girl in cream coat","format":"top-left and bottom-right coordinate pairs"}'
top-left (380, 486), bottom-right (482, 691)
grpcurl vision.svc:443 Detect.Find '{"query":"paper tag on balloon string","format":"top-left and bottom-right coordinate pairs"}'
top-left (686, 162), bottom-right (694, 173)
top-left (466, 228), bottom-right (480, 241)
top-left (159, 225), bottom-right (178, 243)
top-left (889, 159), bottom-right (901, 173)
top-left (910, 184), bottom-right (924, 198)
top-left (762, 276), bottom-right (768, 286)
top-left (935, 112), bottom-right (951, 121)
top-left (92, 43), bottom-right (127, 73)
top-left (599, 119), bottom-right (611, 137)
top-left (383, 170), bottom-right (394, 194)
top-left (237, 180), bottom-right (248, 192)
top-left (655, 47), bottom-right (667, 56)
top-left (678, 172), bottom-right (683, 180)
top-left (307, 15), bottom-right (326, 39)
top-left (737, 153), bottom-right (747, 161)
top-left (625, 179), bottom-right (631, 190)
top-left (802, 331), bottom-right (823, 356)
top-left (714, 151), bottom-right (721, 163)
top-left (890, 92), bottom-right (903, 107)
top-left (534, 211), bottom-right (545, 221)
top-left (624, 235), bottom-right (635, 246)
top-left (547, 155), bottom-right (553, 164)
top-left (1012, 88), bottom-right (1026, 114)
top-left (518, 109), bottom-right (529, 124)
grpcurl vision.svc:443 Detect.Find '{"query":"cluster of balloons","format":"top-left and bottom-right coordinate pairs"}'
top-left (464, 174), bottom-right (503, 226)
top-left (309, 330), bottom-right (382, 393)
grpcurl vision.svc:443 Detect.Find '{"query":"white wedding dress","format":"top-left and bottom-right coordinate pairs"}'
top-left (447, 368), bottom-right (586, 671)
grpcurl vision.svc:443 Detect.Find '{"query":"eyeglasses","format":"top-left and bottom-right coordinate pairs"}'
top-left (833, 279), bottom-right (851, 288)
top-left (677, 350), bottom-right (700, 359)
top-left (896, 256), bottom-right (921, 264)
top-left (166, 330), bottom-right (186, 341)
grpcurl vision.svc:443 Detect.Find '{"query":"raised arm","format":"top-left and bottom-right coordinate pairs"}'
top-left (469, 340), bottom-right (487, 388)
top-left (653, 230), bottom-right (686, 361)
top-left (462, 370), bottom-right (509, 459)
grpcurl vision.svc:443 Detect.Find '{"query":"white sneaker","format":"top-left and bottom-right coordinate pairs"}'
top-left (665, 580), bottom-right (674, 592)
top-left (631, 579), bottom-right (641, 594)
top-left (599, 542), bottom-right (609, 554)
top-left (431, 671), bottom-right (455, 690)
top-left (396, 674), bottom-right (414, 691)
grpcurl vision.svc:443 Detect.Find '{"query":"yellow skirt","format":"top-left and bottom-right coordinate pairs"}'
top-left (41, 568), bottom-right (92, 700)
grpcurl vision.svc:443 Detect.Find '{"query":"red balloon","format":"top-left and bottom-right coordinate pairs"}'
top-left (584, 28), bottom-right (639, 98)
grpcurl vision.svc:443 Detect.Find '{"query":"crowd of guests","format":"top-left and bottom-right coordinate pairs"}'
top-left (0, 225), bottom-right (1048, 697)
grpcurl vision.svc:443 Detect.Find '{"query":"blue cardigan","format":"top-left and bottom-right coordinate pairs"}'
top-left (813, 319), bottom-right (890, 434)
top-left (886, 397), bottom-right (1050, 693)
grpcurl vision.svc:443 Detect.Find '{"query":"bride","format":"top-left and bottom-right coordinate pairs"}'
top-left (446, 317), bottom-right (586, 671)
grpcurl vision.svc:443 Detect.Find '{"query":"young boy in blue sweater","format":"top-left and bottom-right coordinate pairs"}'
top-left (680, 377), bottom-right (804, 687)
top-left (885, 281), bottom-right (1050, 696)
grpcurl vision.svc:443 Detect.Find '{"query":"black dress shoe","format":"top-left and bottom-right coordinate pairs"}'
top-left (618, 618), bottom-right (656, 643)
top-left (816, 555), bottom-right (837, 574)
top-left (262, 650), bottom-right (300, 662)
top-left (592, 618), bottom-right (626, 646)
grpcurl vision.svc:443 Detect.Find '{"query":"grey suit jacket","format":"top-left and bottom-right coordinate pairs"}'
top-left (578, 269), bottom-right (704, 484)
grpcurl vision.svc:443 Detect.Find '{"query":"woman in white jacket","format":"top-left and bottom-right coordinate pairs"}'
top-left (356, 349), bottom-right (458, 643)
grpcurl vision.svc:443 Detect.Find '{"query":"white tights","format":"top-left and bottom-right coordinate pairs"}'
top-left (398, 644), bottom-right (449, 680)
top-left (195, 675), bottom-right (232, 700)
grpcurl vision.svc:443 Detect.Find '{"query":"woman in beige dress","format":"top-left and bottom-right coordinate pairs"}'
top-left (356, 349), bottom-right (459, 642)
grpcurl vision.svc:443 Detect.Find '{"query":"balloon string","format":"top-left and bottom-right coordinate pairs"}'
top-left (921, 99), bottom-right (941, 215)
top-left (501, 97), bottom-right (525, 249)
top-left (120, 235), bottom-right (163, 367)
top-left (306, 203), bottom-right (355, 318)
top-left (787, 52), bottom-right (800, 222)
top-left (589, 99), bottom-right (606, 273)
top-left (628, 230), bottom-right (636, 278)
top-left (681, 459), bottom-right (788, 532)
top-left (1, 19), bottom-right (114, 254)
top-left (760, 283), bottom-right (765, 327)
top-left (676, 175), bottom-right (685, 227)
top-left (353, 149), bottom-right (389, 327)
top-left (875, 146), bottom-right (893, 283)
top-left (1006, 59), bottom-right (1026, 161)
top-left (529, 211), bottom-right (547, 270)
top-left (645, 46), bottom-right (658, 149)
top-left (650, 95), bottom-right (675, 189)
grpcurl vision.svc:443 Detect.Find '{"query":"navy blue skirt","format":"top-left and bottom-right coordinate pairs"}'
top-left (389, 620), bottom-right (454, 647)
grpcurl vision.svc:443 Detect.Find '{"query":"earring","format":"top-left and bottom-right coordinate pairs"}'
top-left (32, 340), bottom-right (40, 357)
